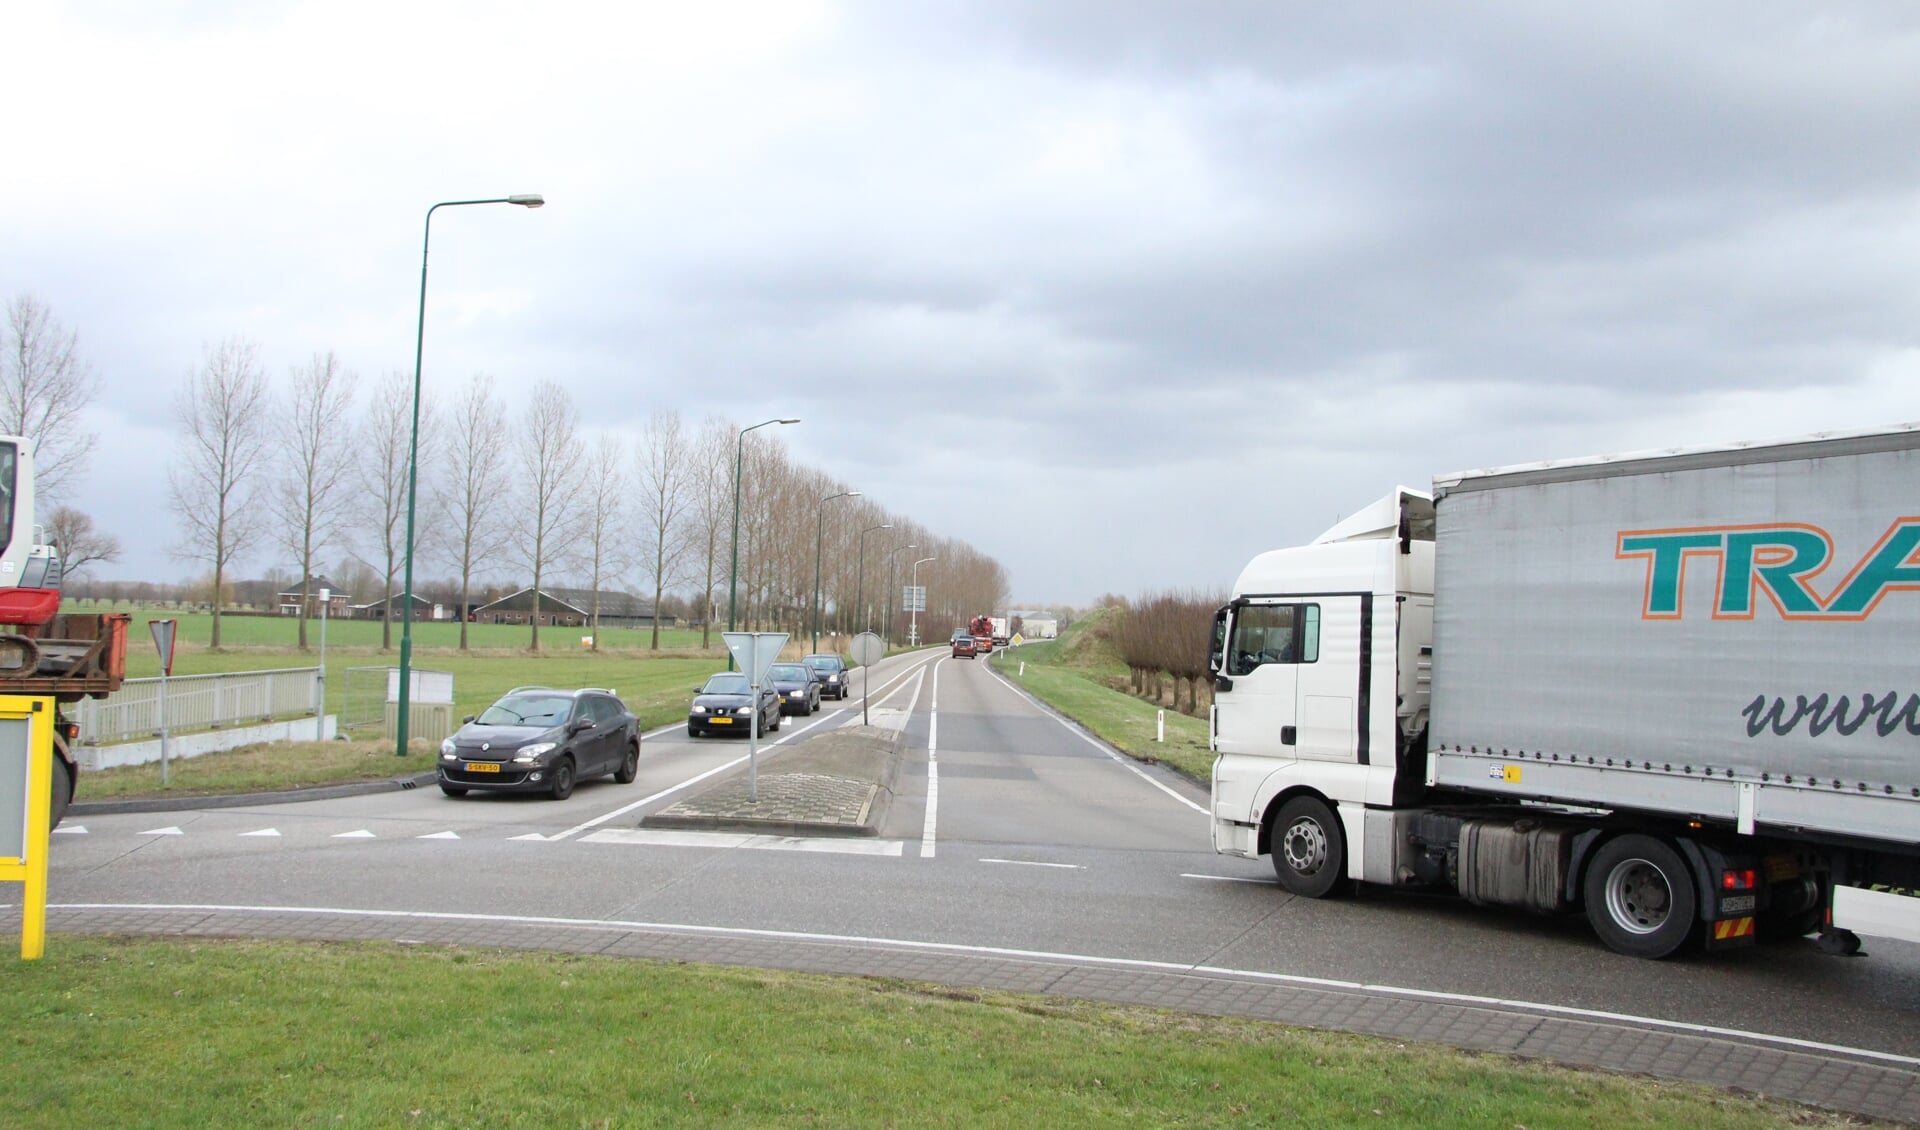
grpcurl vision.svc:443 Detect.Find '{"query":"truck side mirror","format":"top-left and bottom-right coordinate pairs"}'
top-left (1208, 606), bottom-right (1229, 675)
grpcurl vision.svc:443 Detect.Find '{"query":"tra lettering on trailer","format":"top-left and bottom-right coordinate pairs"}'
top-left (1617, 518), bottom-right (1920, 621)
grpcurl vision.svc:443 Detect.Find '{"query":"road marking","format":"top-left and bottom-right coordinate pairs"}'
top-left (921, 658), bottom-right (945, 859)
top-left (1182, 873), bottom-right (1271, 885)
top-left (332, 830), bottom-right (376, 839)
top-left (580, 828), bottom-right (905, 856)
top-left (52, 825), bottom-right (86, 835)
top-left (139, 826), bottom-right (183, 836)
top-left (57, 901), bottom-right (1920, 1071)
top-left (417, 831), bottom-right (460, 840)
top-left (981, 858), bottom-right (1083, 870)
top-left (240, 828), bottom-right (281, 837)
top-left (541, 651), bottom-right (947, 844)
top-left (982, 661), bottom-right (1208, 815)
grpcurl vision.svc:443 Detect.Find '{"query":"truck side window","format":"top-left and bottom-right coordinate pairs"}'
top-left (0, 442), bottom-right (13, 552)
top-left (1227, 604), bottom-right (1297, 675)
top-left (1300, 603), bottom-right (1320, 663)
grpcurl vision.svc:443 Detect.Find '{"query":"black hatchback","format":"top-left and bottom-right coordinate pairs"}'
top-left (438, 687), bottom-right (640, 800)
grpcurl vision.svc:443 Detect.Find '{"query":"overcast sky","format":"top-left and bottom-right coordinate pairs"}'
top-left (5, 2), bottom-right (1918, 606)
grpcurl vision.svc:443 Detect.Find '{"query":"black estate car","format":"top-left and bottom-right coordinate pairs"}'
top-left (439, 687), bottom-right (640, 800)
top-left (688, 672), bottom-right (782, 737)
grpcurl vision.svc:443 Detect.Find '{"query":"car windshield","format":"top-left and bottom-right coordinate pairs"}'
top-left (803, 656), bottom-right (839, 671)
top-left (701, 674), bottom-right (750, 695)
top-left (476, 693), bottom-right (572, 726)
top-left (768, 664), bottom-right (809, 681)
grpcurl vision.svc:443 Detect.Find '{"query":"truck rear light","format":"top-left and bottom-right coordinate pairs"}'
top-left (1721, 868), bottom-right (1757, 891)
top-left (60, 722), bottom-right (81, 741)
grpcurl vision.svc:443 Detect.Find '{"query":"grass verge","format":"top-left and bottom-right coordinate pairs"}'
top-left (0, 937), bottom-right (1847, 1129)
top-left (74, 740), bottom-right (439, 801)
top-left (995, 615), bottom-right (1214, 781)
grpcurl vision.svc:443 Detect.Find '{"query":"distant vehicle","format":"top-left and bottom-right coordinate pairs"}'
top-left (991, 635), bottom-right (1009, 648)
top-left (969, 614), bottom-right (994, 654)
top-left (802, 653), bottom-right (851, 699)
top-left (767, 662), bottom-right (822, 715)
top-left (439, 687), bottom-right (640, 800)
top-left (688, 672), bottom-right (781, 737)
top-left (951, 636), bottom-right (977, 659)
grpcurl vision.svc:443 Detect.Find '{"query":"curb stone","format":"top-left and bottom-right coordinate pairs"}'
top-left (68, 772), bottom-right (441, 816)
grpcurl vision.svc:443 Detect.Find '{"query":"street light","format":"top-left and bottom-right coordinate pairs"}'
top-left (851, 523), bottom-right (892, 648)
top-left (726, 416), bottom-right (800, 669)
top-left (883, 542), bottom-right (917, 646)
top-left (396, 193), bottom-right (544, 757)
top-left (909, 557), bottom-right (936, 646)
top-left (812, 489), bottom-right (860, 653)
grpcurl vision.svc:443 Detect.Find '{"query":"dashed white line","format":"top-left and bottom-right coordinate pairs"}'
top-left (416, 830), bottom-right (460, 840)
top-left (921, 658), bottom-right (945, 859)
top-left (139, 826), bottom-right (183, 836)
top-left (581, 827), bottom-right (905, 856)
top-left (981, 858), bottom-right (1083, 870)
top-left (332, 830), bottom-right (376, 839)
top-left (52, 825), bottom-right (87, 835)
top-left (1181, 873), bottom-right (1272, 885)
top-left (240, 828), bottom-right (282, 837)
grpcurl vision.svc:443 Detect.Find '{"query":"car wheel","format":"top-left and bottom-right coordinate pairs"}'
top-left (1583, 834), bottom-right (1697, 959)
top-left (440, 784), bottom-right (468, 797)
top-left (769, 711), bottom-right (782, 732)
top-left (614, 741), bottom-right (640, 784)
top-left (687, 725), bottom-right (700, 738)
top-left (1270, 795), bottom-right (1348, 898)
top-left (548, 757), bottom-right (575, 801)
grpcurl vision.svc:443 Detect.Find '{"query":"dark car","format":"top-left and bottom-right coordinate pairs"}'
top-left (438, 687), bottom-right (640, 800)
top-left (952, 636), bottom-right (977, 659)
top-left (768, 662), bottom-right (821, 715)
top-left (688, 672), bottom-right (781, 737)
top-left (802, 653), bottom-right (851, 699)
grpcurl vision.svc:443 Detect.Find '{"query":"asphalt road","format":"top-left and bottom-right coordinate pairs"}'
top-left (42, 647), bottom-right (1920, 1063)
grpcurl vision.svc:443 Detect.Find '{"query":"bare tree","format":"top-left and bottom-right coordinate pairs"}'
top-left (437, 375), bottom-right (510, 650)
top-left (634, 409), bottom-right (695, 650)
top-left (2, 294), bottom-right (102, 502)
top-left (580, 432), bottom-right (628, 651)
top-left (271, 351), bottom-right (359, 649)
top-left (362, 370), bottom-right (436, 650)
top-left (514, 380), bottom-right (586, 652)
top-left (47, 505), bottom-right (120, 578)
top-left (169, 337), bottom-right (271, 647)
top-left (689, 416), bottom-right (735, 649)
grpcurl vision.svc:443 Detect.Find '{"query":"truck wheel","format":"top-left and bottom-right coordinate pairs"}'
top-left (1270, 796), bottom-right (1347, 898)
top-left (1583, 835), bottom-right (1697, 959)
top-left (49, 756), bottom-right (74, 830)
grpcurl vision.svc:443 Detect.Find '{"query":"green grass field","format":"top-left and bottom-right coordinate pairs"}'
top-left (997, 613), bottom-right (1214, 781)
top-left (0, 937), bottom-right (1844, 1129)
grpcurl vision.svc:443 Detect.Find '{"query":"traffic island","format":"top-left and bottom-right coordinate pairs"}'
top-left (642, 724), bottom-right (904, 837)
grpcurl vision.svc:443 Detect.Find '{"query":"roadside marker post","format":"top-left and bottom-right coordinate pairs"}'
top-left (722, 632), bottom-right (789, 802)
top-left (1157, 709), bottom-right (1165, 743)
top-left (0, 696), bottom-right (56, 959)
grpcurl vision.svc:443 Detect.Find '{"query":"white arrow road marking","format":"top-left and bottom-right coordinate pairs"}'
top-left (52, 825), bottom-right (87, 835)
top-left (240, 828), bottom-right (281, 837)
top-left (332, 830), bottom-right (376, 839)
top-left (416, 831), bottom-right (460, 840)
top-left (139, 826), bottom-right (184, 836)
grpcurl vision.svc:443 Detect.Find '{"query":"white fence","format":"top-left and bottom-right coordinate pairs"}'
top-left (73, 667), bottom-right (322, 747)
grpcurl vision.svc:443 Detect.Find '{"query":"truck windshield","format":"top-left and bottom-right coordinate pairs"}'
top-left (1227, 603), bottom-right (1320, 675)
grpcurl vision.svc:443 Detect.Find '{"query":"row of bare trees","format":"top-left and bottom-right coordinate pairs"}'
top-left (163, 334), bottom-right (1009, 651)
top-left (1112, 590), bottom-right (1223, 715)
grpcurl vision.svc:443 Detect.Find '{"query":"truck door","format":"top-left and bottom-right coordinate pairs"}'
top-left (1293, 598), bottom-right (1361, 764)
top-left (1213, 602), bottom-right (1303, 758)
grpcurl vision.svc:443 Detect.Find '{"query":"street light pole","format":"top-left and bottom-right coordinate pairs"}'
top-left (884, 542), bottom-right (917, 647)
top-left (812, 489), bottom-right (860, 653)
top-left (909, 557), bottom-right (936, 646)
top-left (852, 523), bottom-right (892, 645)
top-left (726, 416), bottom-right (800, 669)
top-left (397, 193), bottom-right (544, 758)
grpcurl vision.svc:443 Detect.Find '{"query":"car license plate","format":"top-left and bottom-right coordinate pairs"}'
top-left (464, 761), bottom-right (501, 773)
top-left (710, 717), bottom-right (733, 725)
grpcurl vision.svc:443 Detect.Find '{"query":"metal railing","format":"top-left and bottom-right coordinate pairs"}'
top-left (73, 668), bottom-right (322, 746)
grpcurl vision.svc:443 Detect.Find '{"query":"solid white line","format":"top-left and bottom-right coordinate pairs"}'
top-left (921, 657), bottom-right (944, 859)
top-left (981, 858), bottom-right (1083, 870)
top-left (50, 900), bottom-right (1920, 1070)
top-left (983, 660), bottom-right (1208, 815)
top-left (1181, 873), bottom-right (1272, 885)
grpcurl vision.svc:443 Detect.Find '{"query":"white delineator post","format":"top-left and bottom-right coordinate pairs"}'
top-left (1157, 709), bottom-right (1165, 743)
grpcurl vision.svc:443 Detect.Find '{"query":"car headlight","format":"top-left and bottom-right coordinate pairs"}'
top-left (691, 704), bottom-right (707, 714)
top-left (826, 674), bottom-right (839, 683)
top-left (514, 742), bottom-right (557, 763)
top-left (735, 706), bottom-right (752, 715)
top-left (440, 738), bottom-right (457, 756)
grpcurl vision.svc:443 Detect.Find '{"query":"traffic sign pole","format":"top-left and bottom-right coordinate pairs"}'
top-left (723, 631), bottom-right (789, 801)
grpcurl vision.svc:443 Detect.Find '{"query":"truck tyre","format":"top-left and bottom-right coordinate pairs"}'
top-left (49, 756), bottom-right (73, 830)
top-left (1583, 835), bottom-right (1697, 959)
top-left (1270, 796), bottom-right (1347, 898)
